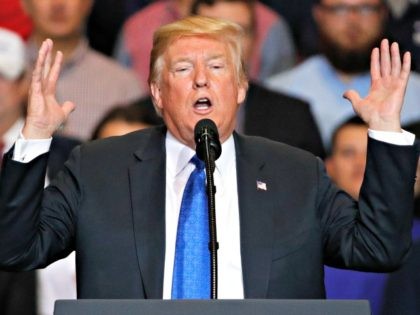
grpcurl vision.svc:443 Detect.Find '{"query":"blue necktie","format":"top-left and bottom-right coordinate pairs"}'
top-left (172, 155), bottom-right (210, 299)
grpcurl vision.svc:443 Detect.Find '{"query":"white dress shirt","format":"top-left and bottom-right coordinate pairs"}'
top-left (163, 132), bottom-right (244, 299)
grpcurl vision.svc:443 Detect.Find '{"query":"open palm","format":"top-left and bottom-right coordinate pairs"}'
top-left (344, 39), bottom-right (411, 132)
top-left (23, 39), bottom-right (75, 139)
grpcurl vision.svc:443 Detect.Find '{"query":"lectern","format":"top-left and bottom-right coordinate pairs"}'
top-left (54, 299), bottom-right (371, 315)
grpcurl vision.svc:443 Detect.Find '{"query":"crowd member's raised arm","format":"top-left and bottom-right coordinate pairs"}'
top-left (344, 39), bottom-right (411, 133)
top-left (22, 39), bottom-right (75, 140)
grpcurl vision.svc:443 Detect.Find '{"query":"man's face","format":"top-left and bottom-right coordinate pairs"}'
top-left (22, 0), bottom-right (92, 40)
top-left (326, 124), bottom-right (368, 200)
top-left (151, 36), bottom-right (247, 148)
top-left (313, 0), bottom-right (386, 72)
top-left (0, 75), bottom-right (27, 123)
top-left (196, 1), bottom-right (255, 65)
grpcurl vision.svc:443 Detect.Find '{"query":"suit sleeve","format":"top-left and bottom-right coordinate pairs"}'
top-left (0, 146), bottom-right (81, 271)
top-left (320, 138), bottom-right (417, 271)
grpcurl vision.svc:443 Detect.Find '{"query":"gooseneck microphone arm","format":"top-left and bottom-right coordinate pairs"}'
top-left (194, 119), bottom-right (221, 300)
top-left (203, 133), bottom-right (218, 300)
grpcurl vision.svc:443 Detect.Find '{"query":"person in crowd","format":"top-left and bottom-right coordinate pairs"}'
top-left (86, 0), bottom-right (161, 56)
top-left (86, 0), bottom-right (128, 57)
top-left (115, 0), bottom-right (295, 91)
top-left (114, 0), bottom-right (194, 92)
top-left (91, 100), bottom-right (163, 140)
top-left (323, 116), bottom-right (389, 315)
top-left (325, 116), bottom-right (368, 200)
top-left (265, 0), bottom-right (420, 148)
top-left (191, 0), bottom-right (296, 81)
top-left (258, 0), bottom-right (319, 59)
top-left (191, 0), bottom-right (324, 157)
top-left (0, 27), bottom-right (80, 315)
top-left (21, 0), bottom-right (146, 140)
top-left (0, 16), bottom-right (416, 303)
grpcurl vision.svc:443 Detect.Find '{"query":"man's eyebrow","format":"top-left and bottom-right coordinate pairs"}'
top-left (206, 54), bottom-right (226, 62)
top-left (171, 57), bottom-right (193, 64)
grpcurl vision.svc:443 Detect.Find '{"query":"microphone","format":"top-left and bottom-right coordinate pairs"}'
top-left (194, 119), bottom-right (222, 164)
top-left (193, 118), bottom-right (221, 299)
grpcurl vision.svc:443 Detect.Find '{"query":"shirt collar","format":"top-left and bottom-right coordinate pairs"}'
top-left (165, 130), bottom-right (236, 178)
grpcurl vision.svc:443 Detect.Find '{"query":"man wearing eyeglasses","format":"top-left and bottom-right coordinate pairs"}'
top-left (265, 0), bottom-right (420, 150)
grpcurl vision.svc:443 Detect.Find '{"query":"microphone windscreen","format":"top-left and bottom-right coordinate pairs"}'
top-left (194, 119), bottom-right (222, 161)
top-left (194, 119), bottom-right (219, 144)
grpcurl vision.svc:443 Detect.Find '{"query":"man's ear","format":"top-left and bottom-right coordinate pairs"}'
top-left (150, 82), bottom-right (163, 112)
top-left (237, 81), bottom-right (248, 105)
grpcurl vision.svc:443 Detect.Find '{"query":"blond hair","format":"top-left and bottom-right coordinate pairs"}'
top-left (148, 15), bottom-right (248, 87)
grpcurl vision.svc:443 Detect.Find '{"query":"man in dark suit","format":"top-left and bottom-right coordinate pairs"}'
top-left (0, 16), bottom-right (417, 300)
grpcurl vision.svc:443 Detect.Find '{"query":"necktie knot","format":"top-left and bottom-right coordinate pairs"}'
top-left (191, 155), bottom-right (205, 171)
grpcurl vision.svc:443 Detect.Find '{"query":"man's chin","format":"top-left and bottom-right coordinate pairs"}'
top-left (320, 35), bottom-right (380, 73)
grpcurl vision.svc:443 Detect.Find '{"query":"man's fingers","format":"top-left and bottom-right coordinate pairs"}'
top-left (380, 39), bottom-right (391, 77)
top-left (344, 89), bottom-right (364, 115)
top-left (31, 40), bottom-right (50, 94)
top-left (401, 51), bottom-right (411, 81)
top-left (370, 47), bottom-right (380, 81)
top-left (62, 101), bottom-right (76, 118)
top-left (43, 40), bottom-right (53, 80)
top-left (44, 51), bottom-right (63, 95)
top-left (343, 89), bottom-right (361, 105)
top-left (390, 42), bottom-right (401, 77)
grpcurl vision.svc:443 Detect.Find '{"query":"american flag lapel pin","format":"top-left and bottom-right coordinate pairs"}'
top-left (256, 180), bottom-right (267, 191)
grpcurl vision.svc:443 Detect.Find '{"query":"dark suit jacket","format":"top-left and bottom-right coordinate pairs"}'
top-left (380, 240), bottom-right (420, 315)
top-left (0, 271), bottom-right (36, 315)
top-left (244, 83), bottom-right (325, 158)
top-left (0, 134), bottom-right (80, 315)
top-left (0, 126), bottom-right (416, 300)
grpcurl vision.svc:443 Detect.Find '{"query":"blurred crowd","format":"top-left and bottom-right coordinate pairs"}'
top-left (0, 0), bottom-right (419, 314)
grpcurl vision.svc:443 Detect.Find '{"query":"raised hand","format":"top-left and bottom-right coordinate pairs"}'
top-left (22, 39), bottom-right (75, 139)
top-left (344, 39), bottom-right (411, 132)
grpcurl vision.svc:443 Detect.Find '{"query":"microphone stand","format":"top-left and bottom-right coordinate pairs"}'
top-left (202, 131), bottom-right (219, 300)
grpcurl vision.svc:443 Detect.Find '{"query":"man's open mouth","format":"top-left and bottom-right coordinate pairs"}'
top-left (194, 97), bottom-right (212, 110)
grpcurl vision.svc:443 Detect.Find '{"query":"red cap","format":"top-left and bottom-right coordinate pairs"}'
top-left (0, 0), bottom-right (33, 40)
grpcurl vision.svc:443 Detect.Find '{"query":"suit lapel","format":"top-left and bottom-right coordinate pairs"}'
top-left (129, 127), bottom-right (166, 298)
top-left (235, 133), bottom-right (275, 298)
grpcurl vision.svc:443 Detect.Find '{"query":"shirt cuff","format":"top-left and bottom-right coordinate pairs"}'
top-left (368, 129), bottom-right (415, 146)
top-left (13, 132), bottom-right (52, 163)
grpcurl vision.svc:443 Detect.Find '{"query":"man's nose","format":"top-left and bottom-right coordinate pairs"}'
top-left (193, 67), bottom-right (209, 88)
